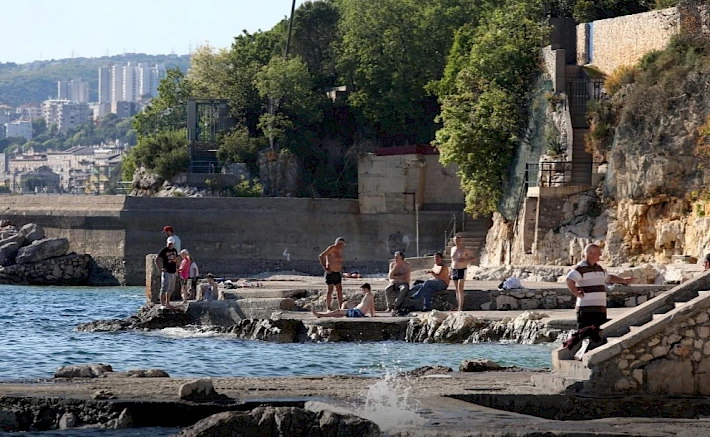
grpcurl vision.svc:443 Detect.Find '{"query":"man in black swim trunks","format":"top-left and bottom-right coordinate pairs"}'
top-left (318, 237), bottom-right (345, 310)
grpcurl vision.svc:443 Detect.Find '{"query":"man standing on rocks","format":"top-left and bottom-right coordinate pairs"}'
top-left (566, 243), bottom-right (633, 329)
top-left (385, 251), bottom-right (411, 315)
top-left (162, 226), bottom-right (181, 252)
top-left (450, 235), bottom-right (476, 311)
top-left (319, 237), bottom-right (346, 310)
top-left (156, 238), bottom-right (178, 309)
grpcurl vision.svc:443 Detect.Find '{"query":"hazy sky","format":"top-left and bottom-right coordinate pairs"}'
top-left (1, 0), bottom-right (308, 63)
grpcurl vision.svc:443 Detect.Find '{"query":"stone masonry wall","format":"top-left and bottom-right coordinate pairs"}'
top-left (0, 253), bottom-right (91, 285)
top-left (0, 196), bottom-right (455, 285)
top-left (577, 8), bottom-right (679, 74)
top-left (589, 308), bottom-right (710, 395)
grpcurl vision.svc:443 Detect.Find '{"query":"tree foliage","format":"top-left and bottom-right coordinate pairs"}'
top-left (435, 1), bottom-right (547, 216)
top-left (127, 129), bottom-right (189, 181)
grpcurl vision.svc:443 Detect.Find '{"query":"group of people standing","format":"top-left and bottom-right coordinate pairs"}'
top-left (155, 225), bottom-right (217, 309)
top-left (311, 235), bottom-right (477, 318)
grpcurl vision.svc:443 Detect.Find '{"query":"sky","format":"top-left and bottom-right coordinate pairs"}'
top-left (1, 0), bottom-right (308, 64)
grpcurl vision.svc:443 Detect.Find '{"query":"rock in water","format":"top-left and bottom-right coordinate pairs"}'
top-left (15, 238), bottom-right (69, 264)
top-left (54, 363), bottom-right (113, 378)
top-left (460, 359), bottom-right (502, 372)
top-left (0, 242), bottom-right (20, 265)
top-left (20, 223), bottom-right (45, 243)
top-left (0, 410), bottom-right (19, 432)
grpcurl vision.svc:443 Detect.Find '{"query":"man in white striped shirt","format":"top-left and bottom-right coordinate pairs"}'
top-left (566, 244), bottom-right (633, 329)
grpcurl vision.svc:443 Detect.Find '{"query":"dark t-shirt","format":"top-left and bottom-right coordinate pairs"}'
top-left (157, 247), bottom-right (178, 274)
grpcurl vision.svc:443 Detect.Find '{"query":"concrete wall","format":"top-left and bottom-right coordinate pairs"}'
top-left (0, 195), bottom-right (453, 285)
top-left (577, 8), bottom-right (679, 74)
top-left (358, 153), bottom-right (464, 214)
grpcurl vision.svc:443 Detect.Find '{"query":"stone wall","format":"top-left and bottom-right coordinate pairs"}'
top-left (358, 153), bottom-right (464, 214)
top-left (0, 253), bottom-right (90, 285)
top-left (577, 8), bottom-right (679, 74)
top-left (0, 196), bottom-right (454, 285)
top-left (587, 306), bottom-right (710, 395)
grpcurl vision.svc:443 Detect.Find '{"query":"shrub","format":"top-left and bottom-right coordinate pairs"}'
top-left (604, 65), bottom-right (636, 96)
top-left (230, 177), bottom-right (262, 198)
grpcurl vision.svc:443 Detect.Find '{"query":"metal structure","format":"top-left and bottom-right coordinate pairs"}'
top-left (186, 99), bottom-right (236, 173)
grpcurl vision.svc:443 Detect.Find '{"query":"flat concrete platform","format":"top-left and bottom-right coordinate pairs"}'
top-left (3, 373), bottom-right (710, 436)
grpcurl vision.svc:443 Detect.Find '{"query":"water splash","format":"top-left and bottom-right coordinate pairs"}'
top-left (355, 372), bottom-right (426, 432)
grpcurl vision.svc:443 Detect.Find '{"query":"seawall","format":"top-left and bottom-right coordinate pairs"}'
top-left (0, 195), bottom-right (456, 285)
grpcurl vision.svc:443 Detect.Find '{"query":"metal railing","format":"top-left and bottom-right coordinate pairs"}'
top-left (443, 211), bottom-right (467, 251)
top-left (525, 161), bottom-right (573, 188)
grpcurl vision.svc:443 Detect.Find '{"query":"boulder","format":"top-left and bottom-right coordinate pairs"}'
top-left (106, 409), bottom-right (133, 429)
top-left (179, 378), bottom-right (221, 402)
top-left (0, 410), bottom-right (19, 432)
top-left (398, 365), bottom-right (453, 378)
top-left (15, 238), bottom-right (69, 264)
top-left (59, 412), bottom-right (77, 430)
top-left (460, 359), bottom-right (502, 372)
top-left (176, 406), bottom-right (380, 437)
top-left (0, 242), bottom-right (20, 265)
top-left (0, 233), bottom-right (25, 251)
top-left (20, 223), bottom-right (45, 243)
top-left (124, 368), bottom-right (170, 378)
top-left (55, 363), bottom-right (113, 378)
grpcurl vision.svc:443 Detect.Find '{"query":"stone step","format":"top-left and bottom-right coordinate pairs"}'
top-left (185, 299), bottom-right (297, 324)
top-left (218, 297), bottom-right (297, 310)
top-left (557, 358), bottom-right (592, 379)
top-left (221, 289), bottom-right (307, 300)
top-left (454, 231), bottom-right (489, 238)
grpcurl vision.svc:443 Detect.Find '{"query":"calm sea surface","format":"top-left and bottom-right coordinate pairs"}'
top-left (0, 285), bottom-right (553, 380)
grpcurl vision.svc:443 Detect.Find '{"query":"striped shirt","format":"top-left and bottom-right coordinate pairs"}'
top-left (566, 261), bottom-right (610, 308)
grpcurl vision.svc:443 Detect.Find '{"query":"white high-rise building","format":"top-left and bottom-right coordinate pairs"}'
top-left (98, 66), bottom-right (111, 103)
top-left (122, 62), bottom-right (139, 102)
top-left (57, 79), bottom-right (89, 102)
top-left (111, 64), bottom-right (124, 103)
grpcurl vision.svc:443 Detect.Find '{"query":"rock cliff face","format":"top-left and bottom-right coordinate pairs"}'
top-left (483, 62), bottom-right (710, 266)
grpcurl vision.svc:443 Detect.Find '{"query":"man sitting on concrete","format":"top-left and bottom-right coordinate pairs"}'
top-left (385, 251), bottom-right (411, 316)
top-left (312, 283), bottom-right (376, 318)
top-left (410, 252), bottom-right (450, 311)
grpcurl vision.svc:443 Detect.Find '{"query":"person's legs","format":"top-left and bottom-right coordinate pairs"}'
top-left (164, 273), bottom-right (175, 308)
top-left (326, 284), bottom-right (334, 311)
top-left (394, 283), bottom-right (410, 310)
top-left (456, 279), bottom-right (465, 311)
top-left (422, 279), bottom-right (448, 310)
top-left (336, 283), bottom-right (344, 309)
top-left (384, 283), bottom-right (396, 310)
top-left (312, 308), bottom-right (347, 318)
top-left (181, 279), bottom-right (189, 304)
top-left (577, 308), bottom-right (608, 330)
top-left (160, 272), bottom-right (170, 307)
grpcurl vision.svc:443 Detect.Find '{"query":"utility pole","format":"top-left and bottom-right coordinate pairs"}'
top-left (284, 0), bottom-right (297, 58)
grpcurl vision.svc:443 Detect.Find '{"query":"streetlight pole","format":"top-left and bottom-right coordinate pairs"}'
top-left (284, 0), bottom-right (297, 58)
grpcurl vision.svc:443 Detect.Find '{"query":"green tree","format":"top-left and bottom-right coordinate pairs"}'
top-left (290, 0), bottom-right (341, 88)
top-left (134, 68), bottom-right (193, 137)
top-left (216, 127), bottom-right (267, 175)
top-left (337, 0), bottom-right (487, 144)
top-left (435, 1), bottom-right (547, 216)
top-left (126, 129), bottom-right (189, 181)
top-left (188, 44), bottom-right (233, 99)
top-left (32, 118), bottom-right (47, 137)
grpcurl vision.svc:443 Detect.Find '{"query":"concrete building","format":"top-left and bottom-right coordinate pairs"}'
top-left (98, 66), bottom-right (112, 103)
top-left (57, 79), bottom-right (90, 103)
top-left (15, 105), bottom-right (42, 120)
top-left (42, 100), bottom-right (91, 132)
top-left (122, 62), bottom-right (138, 102)
top-left (91, 102), bottom-right (111, 120)
top-left (0, 110), bottom-right (10, 125)
top-left (111, 64), bottom-right (124, 103)
top-left (111, 101), bottom-right (137, 119)
top-left (4, 120), bottom-right (33, 140)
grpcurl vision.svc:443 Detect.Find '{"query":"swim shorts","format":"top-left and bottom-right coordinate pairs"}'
top-left (325, 271), bottom-right (342, 285)
top-left (450, 268), bottom-right (467, 281)
top-left (346, 308), bottom-right (365, 318)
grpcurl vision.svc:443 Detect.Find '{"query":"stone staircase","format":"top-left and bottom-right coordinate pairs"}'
top-left (443, 216), bottom-right (492, 262)
top-left (536, 271), bottom-right (710, 395)
top-left (570, 128), bottom-right (592, 186)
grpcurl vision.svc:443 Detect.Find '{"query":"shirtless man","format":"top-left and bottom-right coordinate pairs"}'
top-left (450, 235), bottom-right (476, 311)
top-left (410, 252), bottom-right (450, 311)
top-left (385, 251), bottom-right (411, 315)
top-left (311, 283), bottom-right (376, 318)
top-left (318, 237), bottom-right (346, 310)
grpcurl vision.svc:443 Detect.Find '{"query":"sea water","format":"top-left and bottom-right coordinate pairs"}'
top-left (0, 285), bottom-right (553, 380)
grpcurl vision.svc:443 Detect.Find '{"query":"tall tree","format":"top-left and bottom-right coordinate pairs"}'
top-left (435, 1), bottom-right (547, 216)
top-left (290, 0), bottom-right (342, 88)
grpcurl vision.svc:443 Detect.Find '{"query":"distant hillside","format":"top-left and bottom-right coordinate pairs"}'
top-left (0, 53), bottom-right (191, 107)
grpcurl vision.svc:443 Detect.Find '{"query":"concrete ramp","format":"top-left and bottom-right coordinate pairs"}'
top-left (537, 271), bottom-right (710, 395)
